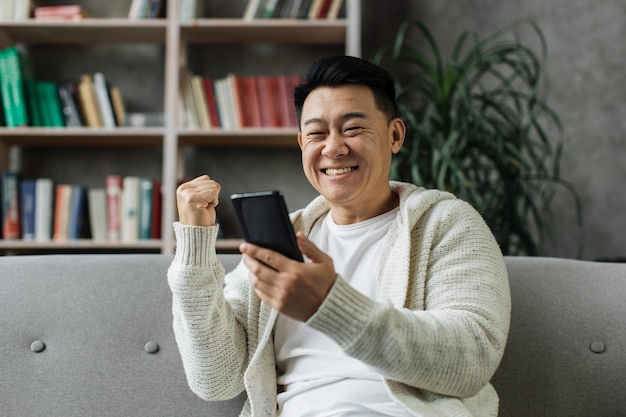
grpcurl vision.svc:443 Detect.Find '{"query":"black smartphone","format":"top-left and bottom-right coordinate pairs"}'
top-left (230, 191), bottom-right (303, 262)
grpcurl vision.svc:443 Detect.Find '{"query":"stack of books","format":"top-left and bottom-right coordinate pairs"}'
top-left (0, 46), bottom-right (128, 129)
top-left (0, 172), bottom-right (162, 243)
top-left (179, 71), bottom-right (300, 130)
top-left (243, 0), bottom-right (345, 20)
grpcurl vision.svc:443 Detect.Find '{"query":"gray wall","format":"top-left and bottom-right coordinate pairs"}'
top-left (360, 0), bottom-right (626, 260)
top-left (24, 0), bottom-right (625, 260)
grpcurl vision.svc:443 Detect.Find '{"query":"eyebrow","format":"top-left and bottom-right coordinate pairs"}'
top-left (302, 111), bottom-right (367, 127)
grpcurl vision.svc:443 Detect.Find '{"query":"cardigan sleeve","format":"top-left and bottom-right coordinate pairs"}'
top-left (306, 199), bottom-right (511, 398)
top-left (167, 222), bottom-right (248, 401)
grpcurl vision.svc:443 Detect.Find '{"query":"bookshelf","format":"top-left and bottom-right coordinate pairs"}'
top-left (0, 0), bottom-right (361, 255)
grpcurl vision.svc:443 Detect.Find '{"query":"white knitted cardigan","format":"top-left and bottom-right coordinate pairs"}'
top-left (168, 181), bottom-right (511, 417)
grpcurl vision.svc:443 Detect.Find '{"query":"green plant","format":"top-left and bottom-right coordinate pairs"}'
top-left (373, 19), bottom-right (583, 256)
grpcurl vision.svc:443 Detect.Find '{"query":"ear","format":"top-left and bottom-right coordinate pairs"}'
top-left (297, 131), bottom-right (304, 150)
top-left (390, 118), bottom-right (406, 154)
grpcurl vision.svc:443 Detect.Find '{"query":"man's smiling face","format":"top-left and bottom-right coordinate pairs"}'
top-left (297, 85), bottom-right (405, 224)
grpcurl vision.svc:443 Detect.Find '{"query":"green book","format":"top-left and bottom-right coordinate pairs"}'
top-left (3, 47), bottom-right (28, 127)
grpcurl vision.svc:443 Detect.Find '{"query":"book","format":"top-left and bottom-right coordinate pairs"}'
top-left (150, 180), bottom-right (161, 239)
top-left (128, 0), bottom-right (145, 19)
top-left (109, 85), bottom-right (126, 127)
top-left (40, 81), bottom-right (65, 127)
top-left (202, 77), bottom-right (221, 128)
top-left (78, 74), bottom-right (103, 128)
top-left (138, 178), bottom-right (153, 240)
top-left (121, 176), bottom-right (140, 242)
top-left (87, 187), bottom-right (107, 241)
top-left (190, 75), bottom-right (212, 128)
top-left (243, 0), bottom-right (264, 20)
top-left (179, 0), bottom-right (203, 20)
top-left (67, 185), bottom-right (86, 240)
top-left (34, 5), bottom-right (88, 20)
top-left (52, 184), bottom-right (73, 241)
top-left (20, 179), bottom-right (37, 240)
top-left (180, 69), bottom-right (199, 129)
top-left (34, 178), bottom-right (53, 241)
top-left (13, 0), bottom-right (32, 20)
top-left (315, 0), bottom-right (333, 18)
top-left (93, 72), bottom-right (116, 128)
top-left (58, 80), bottom-right (84, 127)
top-left (326, 0), bottom-right (344, 19)
top-left (0, 47), bottom-right (28, 127)
top-left (1, 171), bottom-right (21, 240)
top-left (106, 175), bottom-right (122, 241)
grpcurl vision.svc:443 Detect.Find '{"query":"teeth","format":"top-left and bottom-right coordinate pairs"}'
top-left (325, 167), bottom-right (354, 176)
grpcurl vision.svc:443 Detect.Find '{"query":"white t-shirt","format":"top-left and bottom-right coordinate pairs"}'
top-left (274, 207), bottom-right (413, 416)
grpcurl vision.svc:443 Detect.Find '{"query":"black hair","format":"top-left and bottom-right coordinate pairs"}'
top-left (293, 55), bottom-right (399, 128)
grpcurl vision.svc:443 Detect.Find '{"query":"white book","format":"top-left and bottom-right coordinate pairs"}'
top-left (243, 0), bottom-right (263, 20)
top-left (0, 0), bottom-right (14, 20)
top-left (88, 188), bottom-right (107, 241)
top-left (179, 0), bottom-right (203, 20)
top-left (128, 0), bottom-right (145, 18)
top-left (34, 178), bottom-right (53, 242)
top-left (93, 72), bottom-right (116, 128)
top-left (13, 0), bottom-right (31, 20)
top-left (121, 176), bottom-right (140, 242)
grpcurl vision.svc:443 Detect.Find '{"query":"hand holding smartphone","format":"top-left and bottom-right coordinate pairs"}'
top-left (230, 191), bottom-right (303, 262)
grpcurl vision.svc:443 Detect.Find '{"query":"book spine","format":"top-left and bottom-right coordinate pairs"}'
top-left (106, 175), bottom-right (123, 241)
top-left (1, 171), bottom-right (21, 239)
top-left (67, 185), bottom-right (86, 240)
top-left (150, 180), bottom-right (162, 239)
top-left (93, 72), bottom-right (116, 128)
top-left (58, 81), bottom-right (84, 127)
top-left (138, 178), bottom-right (153, 240)
top-left (35, 178), bottom-right (53, 241)
top-left (87, 187), bottom-right (107, 241)
top-left (4, 47), bottom-right (28, 126)
top-left (20, 179), bottom-right (36, 240)
top-left (78, 74), bottom-right (103, 128)
top-left (121, 176), bottom-right (140, 242)
top-left (52, 184), bottom-right (73, 241)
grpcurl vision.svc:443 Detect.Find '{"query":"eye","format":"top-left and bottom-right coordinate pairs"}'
top-left (344, 126), bottom-right (363, 135)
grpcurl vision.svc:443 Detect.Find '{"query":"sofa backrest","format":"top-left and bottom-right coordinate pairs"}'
top-left (1, 254), bottom-right (625, 416)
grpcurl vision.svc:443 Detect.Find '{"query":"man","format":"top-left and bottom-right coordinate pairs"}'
top-left (168, 55), bottom-right (511, 416)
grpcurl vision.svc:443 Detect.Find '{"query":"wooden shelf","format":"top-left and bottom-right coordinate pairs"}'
top-left (178, 128), bottom-right (299, 147)
top-left (180, 19), bottom-right (347, 44)
top-left (0, 128), bottom-right (164, 147)
top-left (0, 19), bottom-right (167, 45)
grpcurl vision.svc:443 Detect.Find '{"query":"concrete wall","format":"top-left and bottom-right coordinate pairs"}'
top-left (360, 0), bottom-right (626, 260)
top-left (23, 0), bottom-right (625, 260)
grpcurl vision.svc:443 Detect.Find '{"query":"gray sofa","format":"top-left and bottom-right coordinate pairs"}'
top-left (1, 254), bottom-right (624, 416)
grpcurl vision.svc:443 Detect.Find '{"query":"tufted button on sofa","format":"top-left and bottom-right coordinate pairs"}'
top-left (1, 254), bottom-right (624, 416)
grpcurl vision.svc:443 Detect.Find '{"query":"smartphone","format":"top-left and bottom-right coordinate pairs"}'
top-left (230, 191), bottom-right (303, 262)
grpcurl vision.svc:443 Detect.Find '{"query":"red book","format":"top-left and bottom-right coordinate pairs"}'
top-left (245, 76), bottom-right (263, 127)
top-left (150, 180), bottom-right (162, 239)
top-left (106, 175), bottom-right (122, 241)
top-left (52, 184), bottom-right (72, 241)
top-left (202, 77), bottom-right (220, 128)
top-left (264, 76), bottom-right (282, 127)
top-left (316, 0), bottom-right (333, 18)
top-left (277, 76), bottom-right (292, 127)
top-left (256, 75), bottom-right (271, 127)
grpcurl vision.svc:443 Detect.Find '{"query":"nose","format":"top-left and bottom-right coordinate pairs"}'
top-left (321, 131), bottom-right (348, 158)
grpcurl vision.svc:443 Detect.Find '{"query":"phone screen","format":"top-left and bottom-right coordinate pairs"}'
top-left (231, 191), bottom-right (303, 262)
